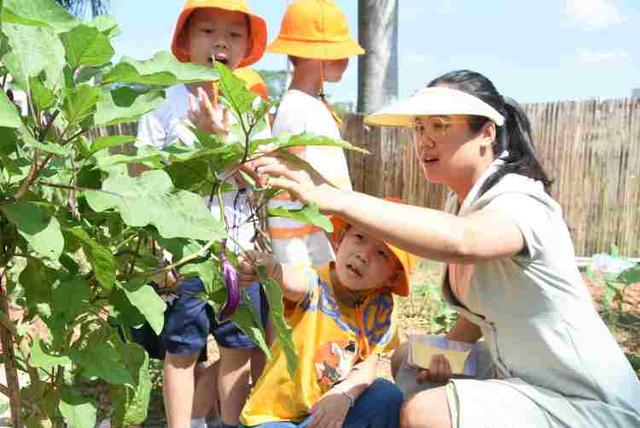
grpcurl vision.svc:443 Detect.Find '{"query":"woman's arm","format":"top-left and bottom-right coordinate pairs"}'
top-left (257, 160), bottom-right (524, 264)
top-left (445, 316), bottom-right (482, 343)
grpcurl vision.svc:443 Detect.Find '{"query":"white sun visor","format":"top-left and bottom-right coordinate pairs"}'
top-left (364, 87), bottom-right (505, 128)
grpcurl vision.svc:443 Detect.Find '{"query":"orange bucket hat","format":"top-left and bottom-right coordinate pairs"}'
top-left (233, 67), bottom-right (269, 101)
top-left (171, 0), bottom-right (267, 68)
top-left (268, 0), bottom-right (365, 60)
top-left (330, 199), bottom-right (418, 297)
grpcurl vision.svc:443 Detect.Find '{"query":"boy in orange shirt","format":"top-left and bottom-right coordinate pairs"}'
top-left (236, 208), bottom-right (416, 427)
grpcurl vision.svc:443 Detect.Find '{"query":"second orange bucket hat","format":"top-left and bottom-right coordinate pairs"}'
top-left (171, 0), bottom-right (267, 67)
top-left (268, 0), bottom-right (365, 60)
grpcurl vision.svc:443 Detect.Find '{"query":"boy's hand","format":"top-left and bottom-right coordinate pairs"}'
top-left (308, 389), bottom-right (351, 428)
top-left (237, 250), bottom-right (280, 287)
top-left (416, 353), bottom-right (452, 384)
top-left (187, 86), bottom-right (229, 137)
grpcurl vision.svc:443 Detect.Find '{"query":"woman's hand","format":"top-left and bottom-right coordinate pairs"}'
top-left (187, 86), bottom-right (229, 137)
top-left (237, 250), bottom-right (281, 287)
top-left (307, 389), bottom-right (351, 428)
top-left (252, 156), bottom-right (341, 213)
top-left (416, 353), bottom-right (453, 384)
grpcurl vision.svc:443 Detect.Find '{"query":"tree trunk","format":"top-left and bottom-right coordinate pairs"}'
top-left (357, 0), bottom-right (399, 113)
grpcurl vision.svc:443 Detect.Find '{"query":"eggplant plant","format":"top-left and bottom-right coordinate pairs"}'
top-left (0, 0), bottom-right (365, 426)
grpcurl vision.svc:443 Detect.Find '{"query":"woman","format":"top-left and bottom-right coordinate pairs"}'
top-left (255, 70), bottom-right (640, 427)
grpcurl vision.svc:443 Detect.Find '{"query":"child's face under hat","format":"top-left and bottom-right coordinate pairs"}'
top-left (186, 8), bottom-right (250, 71)
top-left (172, 0), bottom-right (267, 68)
top-left (333, 226), bottom-right (404, 294)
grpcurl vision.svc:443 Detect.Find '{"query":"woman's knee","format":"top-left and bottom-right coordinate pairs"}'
top-left (400, 388), bottom-right (452, 428)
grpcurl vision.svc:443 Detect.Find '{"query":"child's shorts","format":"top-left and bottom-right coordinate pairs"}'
top-left (132, 277), bottom-right (268, 360)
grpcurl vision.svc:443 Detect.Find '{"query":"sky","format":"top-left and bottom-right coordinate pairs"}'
top-left (110, 0), bottom-right (640, 104)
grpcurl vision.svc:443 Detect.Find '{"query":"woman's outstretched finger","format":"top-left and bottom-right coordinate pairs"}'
top-left (256, 163), bottom-right (308, 185)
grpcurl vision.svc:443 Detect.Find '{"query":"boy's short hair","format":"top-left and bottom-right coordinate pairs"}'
top-left (171, 0), bottom-right (267, 67)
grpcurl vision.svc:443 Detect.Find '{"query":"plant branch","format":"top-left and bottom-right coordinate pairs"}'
top-left (15, 152), bottom-right (54, 200)
top-left (38, 110), bottom-right (60, 142)
top-left (0, 267), bottom-right (22, 426)
top-left (63, 128), bottom-right (88, 145)
top-left (131, 240), bottom-right (219, 279)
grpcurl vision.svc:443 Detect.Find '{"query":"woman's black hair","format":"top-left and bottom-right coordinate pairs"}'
top-left (428, 70), bottom-right (552, 195)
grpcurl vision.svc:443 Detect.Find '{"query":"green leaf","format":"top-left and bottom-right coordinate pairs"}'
top-left (29, 76), bottom-right (56, 111)
top-left (0, 127), bottom-right (18, 155)
top-left (73, 339), bottom-right (134, 385)
top-left (29, 337), bottom-right (72, 372)
top-left (88, 14), bottom-right (120, 38)
top-left (18, 258), bottom-right (57, 318)
top-left (215, 61), bottom-right (256, 118)
top-left (49, 277), bottom-right (91, 333)
top-left (260, 273), bottom-right (297, 377)
top-left (618, 265), bottom-right (640, 285)
top-left (1, 201), bottom-right (64, 260)
top-left (61, 24), bottom-right (114, 69)
top-left (250, 132), bottom-right (369, 155)
top-left (109, 343), bottom-right (152, 427)
top-left (165, 158), bottom-right (213, 193)
top-left (88, 135), bottom-right (136, 156)
top-left (59, 389), bottom-right (97, 428)
top-left (23, 139), bottom-right (71, 157)
top-left (65, 227), bottom-right (116, 291)
top-left (0, 90), bottom-right (21, 128)
top-left (230, 304), bottom-right (271, 359)
top-left (3, 0), bottom-right (79, 32)
top-left (268, 203), bottom-right (333, 233)
top-left (102, 51), bottom-right (218, 86)
top-left (84, 170), bottom-right (226, 242)
top-left (121, 280), bottom-right (166, 335)
top-left (3, 23), bottom-right (66, 90)
top-left (93, 87), bottom-right (164, 126)
top-left (108, 287), bottom-right (146, 329)
top-left (62, 84), bottom-right (102, 127)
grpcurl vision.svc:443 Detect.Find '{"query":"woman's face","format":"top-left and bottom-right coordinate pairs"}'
top-left (412, 111), bottom-right (494, 191)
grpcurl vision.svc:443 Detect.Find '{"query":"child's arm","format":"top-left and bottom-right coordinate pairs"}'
top-left (307, 354), bottom-right (379, 428)
top-left (237, 251), bottom-right (317, 302)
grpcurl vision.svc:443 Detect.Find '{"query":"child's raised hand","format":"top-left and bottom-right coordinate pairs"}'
top-left (237, 250), bottom-right (280, 287)
top-left (416, 353), bottom-right (453, 385)
top-left (187, 86), bottom-right (230, 137)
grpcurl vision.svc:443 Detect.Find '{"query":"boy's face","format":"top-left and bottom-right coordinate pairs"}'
top-left (186, 8), bottom-right (250, 70)
top-left (322, 58), bottom-right (349, 82)
top-left (334, 227), bottom-right (402, 293)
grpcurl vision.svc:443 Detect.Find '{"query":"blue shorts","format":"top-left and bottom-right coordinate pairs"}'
top-left (131, 277), bottom-right (268, 360)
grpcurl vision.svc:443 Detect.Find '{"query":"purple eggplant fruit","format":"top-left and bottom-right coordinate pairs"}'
top-left (218, 240), bottom-right (241, 321)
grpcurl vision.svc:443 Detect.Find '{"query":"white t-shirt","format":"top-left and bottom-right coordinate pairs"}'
top-left (137, 85), bottom-right (269, 252)
top-left (268, 89), bottom-right (353, 266)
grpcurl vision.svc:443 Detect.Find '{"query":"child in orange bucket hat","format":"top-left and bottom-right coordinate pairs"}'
top-left (236, 199), bottom-right (417, 427)
top-left (135, 2), bottom-right (270, 428)
top-left (267, 0), bottom-right (365, 270)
